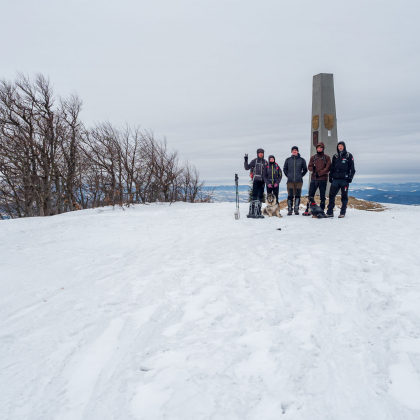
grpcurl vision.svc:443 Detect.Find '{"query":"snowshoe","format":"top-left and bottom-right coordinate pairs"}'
top-left (255, 200), bottom-right (265, 219)
top-left (247, 201), bottom-right (256, 218)
top-left (248, 200), bottom-right (264, 219)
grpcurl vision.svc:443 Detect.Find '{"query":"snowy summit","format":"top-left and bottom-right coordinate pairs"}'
top-left (1, 203), bottom-right (420, 419)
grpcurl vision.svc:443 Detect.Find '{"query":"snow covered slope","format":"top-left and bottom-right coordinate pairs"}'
top-left (1, 203), bottom-right (420, 420)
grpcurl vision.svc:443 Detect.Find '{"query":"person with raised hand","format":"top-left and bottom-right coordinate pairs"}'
top-left (244, 148), bottom-right (268, 218)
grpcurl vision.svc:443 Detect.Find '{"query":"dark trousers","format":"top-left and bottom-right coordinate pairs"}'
top-left (309, 180), bottom-right (327, 210)
top-left (327, 179), bottom-right (349, 215)
top-left (266, 185), bottom-right (279, 203)
top-left (251, 179), bottom-right (265, 201)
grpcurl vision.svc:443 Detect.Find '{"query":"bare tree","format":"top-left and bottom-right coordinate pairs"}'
top-left (0, 73), bottom-right (210, 219)
top-left (59, 94), bottom-right (83, 212)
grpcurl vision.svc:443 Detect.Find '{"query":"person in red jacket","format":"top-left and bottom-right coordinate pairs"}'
top-left (305, 142), bottom-right (331, 214)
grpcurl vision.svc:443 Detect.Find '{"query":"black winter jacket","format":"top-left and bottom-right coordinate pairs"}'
top-left (283, 154), bottom-right (308, 183)
top-left (263, 162), bottom-right (282, 186)
top-left (244, 157), bottom-right (268, 181)
top-left (329, 142), bottom-right (356, 181)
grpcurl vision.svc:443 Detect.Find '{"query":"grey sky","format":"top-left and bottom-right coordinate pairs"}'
top-left (1, 0), bottom-right (419, 184)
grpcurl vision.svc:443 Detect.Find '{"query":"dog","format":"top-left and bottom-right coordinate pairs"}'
top-left (309, 201), bottom-right (327, 218)
top-left (263, 193), bottom-right (282, 217)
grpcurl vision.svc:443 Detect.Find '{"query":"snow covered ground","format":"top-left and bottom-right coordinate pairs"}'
top-left (1, 202), bottom-right (420, 420)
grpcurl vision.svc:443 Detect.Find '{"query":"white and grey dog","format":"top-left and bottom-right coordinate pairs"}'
top-left (263, 193), bottom-right (282, 217)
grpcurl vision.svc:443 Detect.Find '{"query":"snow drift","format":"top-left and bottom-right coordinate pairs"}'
top-left (1, 203), bottom-right (420, 420)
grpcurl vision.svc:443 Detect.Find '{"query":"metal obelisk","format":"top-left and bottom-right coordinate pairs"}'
top-left (310, 73), bottom-right (338, 194)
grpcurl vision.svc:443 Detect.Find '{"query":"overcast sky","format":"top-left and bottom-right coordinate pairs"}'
top-left (1, 0), bottom-right (419, 184)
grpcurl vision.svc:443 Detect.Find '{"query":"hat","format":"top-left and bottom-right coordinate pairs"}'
top-left (291, 146), bottom-right (299, 152)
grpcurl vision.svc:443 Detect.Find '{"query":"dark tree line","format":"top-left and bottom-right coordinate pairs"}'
top-left (0, 74), bottom-right (211, 219)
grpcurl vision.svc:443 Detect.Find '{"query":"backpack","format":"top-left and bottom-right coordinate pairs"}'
top-left (252, 159), bottom-right (266, 179)
top-left (314, 154), bottom-right (327, 165)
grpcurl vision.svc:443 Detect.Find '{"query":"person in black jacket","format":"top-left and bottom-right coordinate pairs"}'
top-left (244, 148), bottom-right (268, 218)
top-left (326, 141), bottom-right (356, 218)
top-left (283, 146), bottom-right (308, 215)
top-left (263, 155), bottom-right (282, 205)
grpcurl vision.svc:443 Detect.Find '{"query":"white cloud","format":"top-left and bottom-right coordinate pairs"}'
top-left (1, 0), bottom-right (419, 184)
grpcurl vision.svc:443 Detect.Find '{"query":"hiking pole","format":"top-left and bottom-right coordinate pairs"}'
top-left (235, 174), bottom-right (240, 219)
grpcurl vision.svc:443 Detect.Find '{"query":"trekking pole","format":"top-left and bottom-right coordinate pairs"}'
top-left (234, 174), bottom-right (240, 219)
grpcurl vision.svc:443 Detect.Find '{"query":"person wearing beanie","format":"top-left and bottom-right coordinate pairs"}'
top-left (244, 148), bottom-right (268, 218)
top-left (283, 146), bottom-right (308, 215)
top-left (263, 155), bottom-right (282, 206)
top-left (304, 142), bottom-right (331, 215)
top-left (326, 141), bottom-right (356, 218)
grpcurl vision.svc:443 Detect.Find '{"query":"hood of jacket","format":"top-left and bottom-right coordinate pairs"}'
top-left (316, 142), bottom-right (325, 150)
top-left (337, 141), bottom-right (347, 153)
top-left (268, 155), bottom-right (276, 163)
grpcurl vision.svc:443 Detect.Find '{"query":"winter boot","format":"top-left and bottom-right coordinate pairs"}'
top-left (247, 201), bottom-right (256, 218)
top-left (255, 200), bottom-right (265, 219)
top-left (326, 212), bottom-right (334, 218)
top-left (287, 199), bottom-right (293, 216)
top-left (302, 198), bottom-right (311, 216)
top-left (294, 197), bottom-right (301, 215)
top-left (339, 201), bottom-right (346, 218)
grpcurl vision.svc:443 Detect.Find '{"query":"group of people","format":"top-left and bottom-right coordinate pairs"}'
top-left (244, 141), bottom-right (356, 218)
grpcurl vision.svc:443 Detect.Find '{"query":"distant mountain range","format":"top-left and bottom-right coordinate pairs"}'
top-left (204, 183), bottom-right (420, 205)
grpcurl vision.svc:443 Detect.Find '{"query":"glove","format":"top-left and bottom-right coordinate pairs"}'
top-left (250, 173), bottom-right (253, 179)
top-left (315, 173), bottom-right (319, 179)
top-left (268, 184), bottom-right (272, 188)
top-left (244, 154), bottom-right (248, 162)
top-left (274, 183), bottom-right (278, 188)
top-left (329, 177), bottom-right (333, 183)
top-left (348, 179), bottom-right (353, 183)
